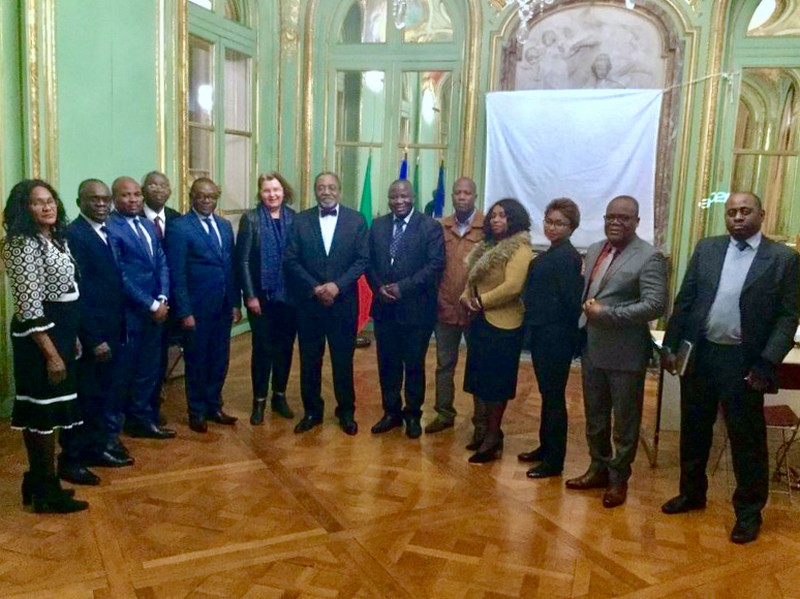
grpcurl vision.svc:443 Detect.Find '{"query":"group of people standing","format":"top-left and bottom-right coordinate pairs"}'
top-left (2, 170), bottom-right (798, 546)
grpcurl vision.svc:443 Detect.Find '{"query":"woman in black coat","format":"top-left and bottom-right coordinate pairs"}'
top-left (519, 198), bottom-right (584, 478)
top-left (235, 171), bottom-right (297, 425)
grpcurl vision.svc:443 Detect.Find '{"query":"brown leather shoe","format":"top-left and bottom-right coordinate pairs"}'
top-left (602, 482), bottom-right (628, 508)
top-left (565, 469), bottom-right (609, 490)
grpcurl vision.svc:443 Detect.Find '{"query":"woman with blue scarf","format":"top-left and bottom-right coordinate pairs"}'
top-left (235, 171), bottom-right (297, 425)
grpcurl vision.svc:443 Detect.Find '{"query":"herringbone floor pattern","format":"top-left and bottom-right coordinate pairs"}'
top-left (1, 334), bottom-right (799, 598)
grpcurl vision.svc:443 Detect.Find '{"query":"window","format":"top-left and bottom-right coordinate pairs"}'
top-left (320, 0), bottom-right (464, 214)
top-left (187, 0), bottom-right (255, 215)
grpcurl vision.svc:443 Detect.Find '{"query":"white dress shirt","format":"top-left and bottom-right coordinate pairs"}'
top-left (81, 213), bottom-right (108, 244)
top-left (318, 205), bottom-right (339, 256)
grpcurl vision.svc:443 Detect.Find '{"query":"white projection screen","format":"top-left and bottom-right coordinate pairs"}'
top-left (485, 89), bottom-right (663, 249)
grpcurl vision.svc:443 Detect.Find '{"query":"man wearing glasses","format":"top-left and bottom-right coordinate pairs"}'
top-left (565, 195), bottom-right (667, 508)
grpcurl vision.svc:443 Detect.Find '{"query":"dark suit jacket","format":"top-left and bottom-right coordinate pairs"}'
top-left (664, 235), bottom-right (800, 381)
top-left (523, 239), bottom-right (583, 329)
top-left (367, 210), bottom-right (445, 326)
top-left (583, 235), bottom-right (667, 372)
top-left (106, 211), bottom-right (170, 331)
top-left (235, 205), bottom-right (295, 301)
top-left (283, 204), bottom-right (369, 307)
top-left (67, 216), bottom-right (125, 351)
top-left (166, 212), bottom-right (238, 320)
top-left (143, 205), bottom-right (181, 249)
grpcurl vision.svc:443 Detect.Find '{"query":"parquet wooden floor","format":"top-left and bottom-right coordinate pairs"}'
top-left (2, 334), bottom-right (800, 598)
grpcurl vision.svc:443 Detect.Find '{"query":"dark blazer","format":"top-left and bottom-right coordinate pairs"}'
top-left (523, 239), bottom-right (583, 329)
top-left (284, 204), bottom-right (369, 305)
top-left (166, 212), bottom-right (238, 320)
top-left (143, 205), bottom-right (181, 247)
top-left (66, 216), bottom-right (125, 350)
top-left (664, 235), bottom-right (800, 380)
top-left (367, 210), bottom-right (445, 326)
top-left (106, 211), bottom-right (170, 330)
top-left (235, 205), bottom-right (295, 301)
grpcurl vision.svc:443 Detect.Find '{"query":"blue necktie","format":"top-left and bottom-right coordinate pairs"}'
top-left (390, 218), bottom-right (406, 261)
top-left (133, 217), bottom-right (153, 258)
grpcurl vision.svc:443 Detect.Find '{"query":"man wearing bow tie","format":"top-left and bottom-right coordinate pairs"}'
top-left (166, 178), bottom-right (241, 433)
top-left (367, 179), bottom-right (445, 439)
top-left (283, 172), bottom-right (369, 435)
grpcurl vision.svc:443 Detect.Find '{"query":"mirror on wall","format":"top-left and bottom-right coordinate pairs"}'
top-left (732, 67), bottom-right (800, 241)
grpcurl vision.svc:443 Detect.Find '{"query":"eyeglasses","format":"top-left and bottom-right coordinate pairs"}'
top-left (543, 218), bottom-right (570, 229)
top-left (30, 198), bottom-right (57, 209)
top-left (603, 214), bottom-right (634, 224)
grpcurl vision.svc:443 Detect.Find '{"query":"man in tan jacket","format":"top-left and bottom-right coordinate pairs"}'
top-left (425, 177), bottom-right (485, 436)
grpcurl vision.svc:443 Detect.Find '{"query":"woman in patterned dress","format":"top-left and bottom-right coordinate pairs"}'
top-left (2, 179), bottom-right (88, 513)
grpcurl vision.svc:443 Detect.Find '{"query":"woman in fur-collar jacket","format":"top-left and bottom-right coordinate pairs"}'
top-left (460, 198), bottom-right (533, 463)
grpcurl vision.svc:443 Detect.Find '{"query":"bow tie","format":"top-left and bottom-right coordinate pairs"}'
top-left (320, 207), bottom-right (337, 217)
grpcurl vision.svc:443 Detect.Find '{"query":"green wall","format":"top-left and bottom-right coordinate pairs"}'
top-left (56, 0), bottom-right (160, 216)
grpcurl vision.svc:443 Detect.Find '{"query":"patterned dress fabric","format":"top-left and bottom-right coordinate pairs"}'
top-left (2, 235), bottom-right (82, 433)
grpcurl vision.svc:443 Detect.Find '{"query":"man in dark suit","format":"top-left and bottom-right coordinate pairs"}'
top-left (142, 171), bottom-right (181, 423)
top-left (106, 176), bottom-right (176, 439)
top-left (167, 178), bottom-right (240, 433)
top-left (283, 172), bottom-right (369, 435)
top-left (59, 179), bottom-right (134, 487)
top-left (566, 195), bottom-right (667, 508)
top-left (661, 192), bottom-right (800, 544)
top-left (368, 179), bottom-right (445, 439)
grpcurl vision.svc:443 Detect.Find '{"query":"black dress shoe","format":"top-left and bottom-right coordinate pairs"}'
top-left (207, 410), bottom-right (237, 425)
top-left (465, 438), bottom-right (484, 451)
top-left (565, 469), bottom-right (609, 490)
top-left (294, 416), bottom-right (322, 433)
top-left (405, 417), bottom-right (422, 439)
top-left (518, 448), bottom-right (544, 463)
top-left (126, 423), bottom-right (177, 439)
top-left (58, 465), bottom-right (101, 486)
top-left (189, 417), bottom-right (208, 433)
top-left (661, 495), bottom-right (707, 515)
top-left (468, 440), bottom-right (503, 464)
top-left (339, 418), bottom-right (358, 436)
top-left (602, 482), bottom-right (628, 508)
top-left (106, 439), bottom-right (132, 460)
top-left (371, 414), bottom-right (404, 434)
top-left (86, 451), bottom-right (135, 468)
top-left (526, 464), bottom-right (562, 479)
top-left (271, 393), bottom-right (294, 419)
top-left (250, 398), bottom-right (267, 425)
top-left (731, 520), bottom-right (761, 544)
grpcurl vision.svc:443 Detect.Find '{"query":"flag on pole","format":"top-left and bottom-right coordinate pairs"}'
top-left (398, 151), bottom-right (408, 180)
top-left (433, 160), bottom-right (445, 218)
top-left (412, 155), bottom-right (421, 212)
top-left (357, 153), bottom-right (374, 333)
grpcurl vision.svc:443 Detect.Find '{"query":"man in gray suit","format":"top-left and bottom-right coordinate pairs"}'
top-left (566, 195), bottom-right (667, 508)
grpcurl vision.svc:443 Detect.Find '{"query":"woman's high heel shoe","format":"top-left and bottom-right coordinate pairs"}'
top-left (468, 439), bottom-right (504, 464)
top-left (21, 471), bottom-right (74, 506)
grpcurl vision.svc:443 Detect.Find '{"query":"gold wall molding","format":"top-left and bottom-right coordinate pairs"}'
top-left (156, 0), bottom-right (167, 172)
top-left (177, 0), bottom-right (189, 212)
top-left (24, 0), bottom-right (59, 184)
top-left (281, 0), bottom-right (301, 58)
top-left (301, 0), bottom-right (319, 207)
top-left (461, 0), bottom-right (482, 178)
